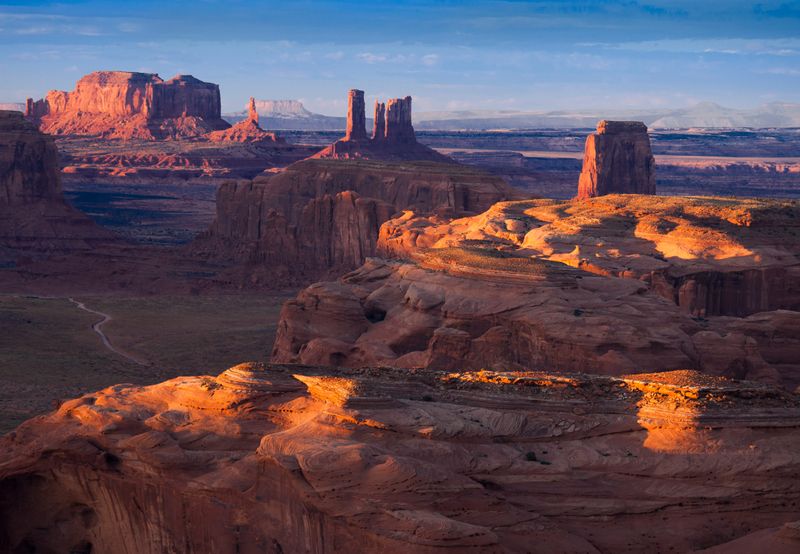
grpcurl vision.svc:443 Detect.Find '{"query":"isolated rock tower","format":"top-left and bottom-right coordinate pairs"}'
top-left (345, 89), bottom-right (368, 141)
top-left (577, 120), bottom-right (656, 199)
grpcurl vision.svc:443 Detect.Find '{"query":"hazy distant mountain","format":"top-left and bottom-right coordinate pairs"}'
top-left (0, 103), bottom-right (24, 112)
top-left (225, 99), bottom-right (800, 131)
top-left (414, 102), bottom-right (800, 130)
top-left (224, 99), bottom-right (347, 130)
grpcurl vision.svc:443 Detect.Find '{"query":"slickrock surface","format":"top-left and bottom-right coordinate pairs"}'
top-left (314, 90), bottom-right (451, 162)
top-left (1, 362), bottom-right (799, 553)
top-left (577, 121), bottom-right (656, 199)
top-left (26, 71), bottom-right (231, 140)
top-left (274, 195), bottom-right (800, 387)
top-left (0, 110), bottom-right (114, 257)
top-left (192, 158), bottom-right (517, 283)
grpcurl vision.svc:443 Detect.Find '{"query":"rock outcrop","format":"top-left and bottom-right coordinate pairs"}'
top-left (205, 95), bottom-right (285, 144)
top-left (314, 89), bottom-right (450, 162)
top-left (577, 120), bottom-right (656, 199)
top-left (0, 110), bottom-right (114, 256)
top-left (274, 195), bottom-right (800, 387)
top-left (192, 158), bottom-right (517, 283)
top-left (2, 362), bottom-right (799, 553)
top-left (25, 71), bottom-right (231, 140)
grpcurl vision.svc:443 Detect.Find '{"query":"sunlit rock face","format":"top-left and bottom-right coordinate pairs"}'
top-left (274, 195), bottom-right (800, 387)
top-left (192, 157), bottom-right (517, 284)
top-left (25, 71), bottom-right (230, 140)
top-left (577, 120), bottom-right (656, 199)
top-left (1, 363), bottom-right (799, 553)
top-left (0, 110), bottom-right (114, 253)
top-left (313, 89), bottom-right (450, 162)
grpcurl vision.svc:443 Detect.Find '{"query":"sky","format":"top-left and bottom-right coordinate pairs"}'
top-left (1, 0), bottom-right (799, 115)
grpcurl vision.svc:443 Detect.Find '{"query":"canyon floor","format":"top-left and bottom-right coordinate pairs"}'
top-left (0, 292), bottom-right (294, 433)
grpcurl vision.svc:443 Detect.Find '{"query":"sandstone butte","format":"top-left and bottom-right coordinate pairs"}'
top-left (190, 89), bottom-right (519, 284)
top-left (313, 89), bottom-right (452, 162)
top-left (25, 71), bottom-right (231, 140)
top-left (273, 194), bottom-right (800, 389)
top-left (0, 109), bottom-right (114, 257)
top-left (205, 96), bottom-right (286, 144)
top-left (577, 120), bottom-right (656, 199)
top-left (1, 362), bottom-right (799, 553)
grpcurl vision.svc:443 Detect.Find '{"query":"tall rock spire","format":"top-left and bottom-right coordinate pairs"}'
top-left (247, 97), bottom-right (259, 126)
top-left (345, 89), bottom-right (367, 141)
top-left (372, 101), bottom-right (385, 141)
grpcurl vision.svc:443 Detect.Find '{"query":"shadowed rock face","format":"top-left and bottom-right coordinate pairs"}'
top-left (192, 158), bottom-right (517, 283)
top-left (274, 195), bottom-right (800, 388)
top-left (25, 71), bottom-right (230, 139)
top-left (1, 363), bottom-right (799, 553)
top-left (0, 110), bottom-right (114, 254)
top-left (577, 120), bottom-right (656, 199)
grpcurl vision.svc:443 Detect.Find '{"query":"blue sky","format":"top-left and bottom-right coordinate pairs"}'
top-left (1, 0), bottom-right (799, 114)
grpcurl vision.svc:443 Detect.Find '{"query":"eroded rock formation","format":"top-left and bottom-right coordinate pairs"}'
top-left (192, 158), bottom-right (517, 283)
top-left (314, 89), bottom-right (450, 162)
top-left (205, 95), bottom-right (285, 144)
top-left (0, 110), bottom-right (114, 256)
top-left (577, 120), bottom-right (656, 199)
top-left (2, 362), bottom-right (799, 553)
top-left (25, 71), bottom-right (230, 140)
top-left (274, 194), bottom-right (800, 388)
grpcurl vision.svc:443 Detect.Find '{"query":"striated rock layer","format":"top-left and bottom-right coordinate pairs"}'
top-left (0, 110), bottom-right (114, 257)
top-left (192, 158), bottom-right (517, 283)
top-left (314, 89), bottom-right (450, 162)
top-left (26, 71), bottom-right (231, 140)
top-left (577, 120), bottom-right (656, 199)
top-left (274, 195), bottom-right (800, 388)
top-left (1, 363), bottom-right (799, 553)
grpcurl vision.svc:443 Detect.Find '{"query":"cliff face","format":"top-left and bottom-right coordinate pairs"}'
top-left (26, 71), bottom-right (230, 140)
top-left (2, 362), bottom-right (799, 554)
top-left (193, 158), bottom-right (517, 283)
top-left (0, 110), bottom-right (114, 254)
top-left (577, 120), bottom-right (656, 198)
top-left (0, 110), bottom-right (61, 205)
top-left (274, 195), bottom-right (800, 387)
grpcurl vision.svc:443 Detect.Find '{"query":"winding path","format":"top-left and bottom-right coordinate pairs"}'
top-left (67, 298), bottom-right (147, 366)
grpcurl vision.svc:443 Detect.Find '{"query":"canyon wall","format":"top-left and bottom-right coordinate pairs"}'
top-left (0, 110), bottom-right (114, 254)
top-left (25, 71), bottom-right (230, 139)
top-left (577, 120), bottom-right (656, 198)
top-left (194, 158), bottom-right (517, 283)
top-left (2, 363), bottom-right (799, 553)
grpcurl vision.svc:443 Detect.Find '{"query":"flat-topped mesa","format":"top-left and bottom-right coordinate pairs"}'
top-left (372, 101), bottom-right (386, 141)
top-left (577, 120), bottom-right (656, 199)
top-left (345, 89), bottom-right (368, 141)
top-left (25, 70), bottom-right (230, 139)
top-left (384, 96), bottom-right (415, 144)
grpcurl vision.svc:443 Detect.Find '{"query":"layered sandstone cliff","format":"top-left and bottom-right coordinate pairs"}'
top-left (2, 362), bottom-right (799, 553)
top-left (577, 120), bottom-right (656, 199)
top-left (274, 195), bottom-right (800, 388)
top-left (314, 89), bottom-right (450, 162)
top-left (0, 110), bottom-right (113, 255)
top-left (26, 71), bottom-right (230, 140)
top-left (192, 158), bottom-right (517, 282)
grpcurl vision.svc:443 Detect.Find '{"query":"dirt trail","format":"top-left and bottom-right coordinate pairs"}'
top-left (67, 298), bottom-right (147, 366)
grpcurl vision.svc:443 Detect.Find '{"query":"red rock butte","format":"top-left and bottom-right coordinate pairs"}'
top-left (577, 120), bottom-right (656, 199)
top-left (25, 71), bottom-right (231, 140)
top-left (314, 88), bottom-right (450, 162)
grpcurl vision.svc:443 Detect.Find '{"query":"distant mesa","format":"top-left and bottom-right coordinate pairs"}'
top-left (25, 70), bottom-right (231, 140)
top-left (223, 99), bottom-right (348, 130)
top-left (0, 102), bottom-right (24, 113)
top-left (577, 120), bottom-right (656, 199)
top-left (313, 88), bottom-right (451, 162)
top-left (205, 96), bottom-right (286, 144)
